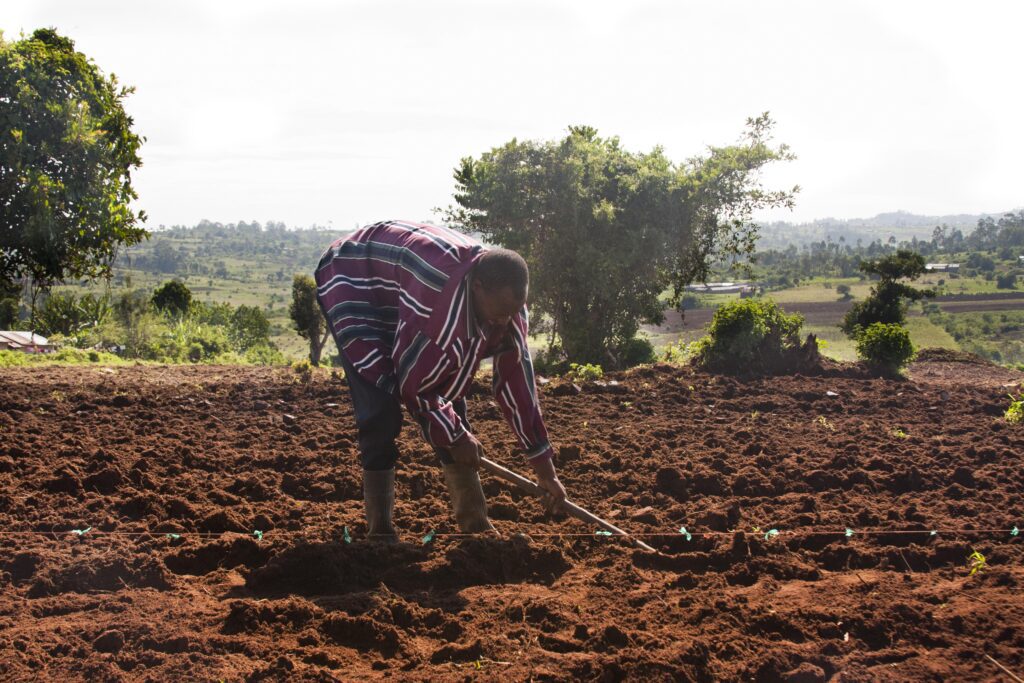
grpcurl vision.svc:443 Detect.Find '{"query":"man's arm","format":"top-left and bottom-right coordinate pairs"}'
top-left (492, 307), bottom-right (567, 505)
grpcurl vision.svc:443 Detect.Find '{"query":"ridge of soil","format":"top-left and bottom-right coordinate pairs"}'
top-left (0, 358), bottom-right (1022, 681)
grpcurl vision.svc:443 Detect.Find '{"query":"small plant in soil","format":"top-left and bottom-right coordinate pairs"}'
top-left (567, 362), bottom-right (603, 382)
top-left (1005, 393), bottom-right (1024, 424)
top-left (816, 416), bottom-right (835, 431)
top-left (891, 427), bottom-right (908, 439)
top-left (967, 550), bottom-right (988, 576)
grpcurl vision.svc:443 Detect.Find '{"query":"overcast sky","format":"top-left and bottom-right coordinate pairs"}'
top-left (5, 1), bottom-right (1023, 229)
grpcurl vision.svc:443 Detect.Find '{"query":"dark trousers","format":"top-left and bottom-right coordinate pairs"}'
top-left (340, 353), bottom-right (468, 471)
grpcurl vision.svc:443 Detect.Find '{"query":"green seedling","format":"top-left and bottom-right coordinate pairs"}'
top-left (421, 529), bottom-right (436, 545)
top-left (252, 530), bottom-right (263, 541)
top-left (567, 362), bottom-right (603, 382)
top-left (967, 550), bottom-right (987, 576)
top-left (891, 427), bottom-right (908, 439)
top-left (1005, 393), bottom-right (1024, 424)
top-left (816, 416), bottom-right (835, 431)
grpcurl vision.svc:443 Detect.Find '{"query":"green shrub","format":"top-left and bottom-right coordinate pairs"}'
top-left (661, 339), bottom-right (695, 365)
top-left (245, 345), bottom-right (286, 366)
top-left (692, 298), bottom-right (803, 372)
top-left (1006, 393), bottom-right (1023, 424)
top-left (855, 322), bottom-right (916, 372)
top-left (567, 362), bottom-right (603, 382)
top-left (0, 351), bottom-right (31, 367)
top-left (532, 344), bottom-right (567, 376)
top-left (615, 337), bottom-right (655, 368)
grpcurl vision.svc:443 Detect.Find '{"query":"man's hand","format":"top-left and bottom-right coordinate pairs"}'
top-left (531, 456), bottom-right (567, 513)
top-left (450, 431), bottom-right (482, 469)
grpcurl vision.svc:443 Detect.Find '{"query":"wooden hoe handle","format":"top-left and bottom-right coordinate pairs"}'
top-left (479, 456), bottom-right (657, 553)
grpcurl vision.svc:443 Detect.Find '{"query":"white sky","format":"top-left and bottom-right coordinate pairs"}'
top-left (5, 0), bottom-right (1023, 228)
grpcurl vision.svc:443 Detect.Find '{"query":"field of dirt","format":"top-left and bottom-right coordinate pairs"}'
top-left (1, 356), bottom-right (1022, 681)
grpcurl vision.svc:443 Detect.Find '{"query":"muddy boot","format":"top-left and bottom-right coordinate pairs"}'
top-left (363, 468), bottom-right (398, 543)
top-left (442, 463), bottom-right (496, 533)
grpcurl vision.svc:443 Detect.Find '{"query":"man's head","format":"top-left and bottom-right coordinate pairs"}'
top-left (471, 248), bottom-right (528, 329)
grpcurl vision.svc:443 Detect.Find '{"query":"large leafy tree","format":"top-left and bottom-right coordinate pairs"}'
top-left (0, 29), bottom-right (147, 292)
top-left (446, 114), bottom-right (798, 363)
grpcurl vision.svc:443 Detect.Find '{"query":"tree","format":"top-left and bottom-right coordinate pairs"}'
top-left (996, 272), bottom-right (1018, 289)
top-left (290, 274), bottom-right (329, 365)
top-left (840, 250), bottom-right (934, 338)
top-left (35, 291), bottom-right (109, 337)
top-left (0, 29), bottom-right (147, 292)
top-left (152, 280), bottom-right (192, 317)
top-left (229, 305), bottom-right (271, 351)
top-left (0, 280), bottom-right (19, 327)
top-left (446, 114), bottom-right (798, 364)
top-left (836, 283), bottom-right (852, 301)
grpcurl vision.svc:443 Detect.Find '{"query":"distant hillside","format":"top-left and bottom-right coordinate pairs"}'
top-left (757, 208), bottom-right (1020, 249)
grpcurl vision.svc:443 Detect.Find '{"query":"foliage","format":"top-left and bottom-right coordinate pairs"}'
top-left (996, 272), bottom-right (1018, 289)
top-left (924, 308), bottom-right (1024, 366)
top-left (34, 291), bottom-right (110, 338)
top-left (567, 362), bottom-right (604, 382)
top-left (967, 550), bottom-right (987, 576)
top-left (229, 305), bottom-right (271, 351)
top-left (615, 336), bottom-right (655, 368)
top-left (835, 283), bottom-right (852, 300)
top-left (661, 339), bottom-right (695, 365)
top-left (446, 114), bottom-right (797, 363)
top-left (289, 274), bottom-right (329, 365)
top-left (244, 344), bottom-right (286, 366)
top-left (1006, 393), bottom-right (1024, 424)
top-left (0, 29), bottom-right (147, 289)
top-left (691, 298), bottom-right (803, 372)
top-left (840, 250), bottom-right (934, 338)
top-left (291, 358), bottom-right (314, 382)
top-left (152, 280), bottom-right (192, 317)
top-left (0, 347), bottom-right (125, 367)
top-left (531, 344), bottom-right (567, 376)
top-left (855, 322), bottom-right (916, 372)
top-left (0, 280), bottom-right (19, 327)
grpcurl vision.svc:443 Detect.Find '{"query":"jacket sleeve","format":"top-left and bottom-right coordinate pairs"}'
top-left (492, 306), bottom-right (554, 463)
top-left (394, 327), bottom-right (467, 449)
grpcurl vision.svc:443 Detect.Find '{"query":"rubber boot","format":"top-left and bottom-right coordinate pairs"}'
top-left (363, 468), bottom-right (398, 543)
top-left (442, 463), bottom-right (496, 533)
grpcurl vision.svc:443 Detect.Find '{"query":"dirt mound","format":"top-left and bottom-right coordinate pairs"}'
top-left (0, 363), bottom-right (1021, 680)
top-left (915, 347), bottom-right (995, 365)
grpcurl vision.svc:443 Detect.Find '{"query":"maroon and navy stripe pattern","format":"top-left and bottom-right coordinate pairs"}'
top-left (315, 220), bottom-right (553, 463)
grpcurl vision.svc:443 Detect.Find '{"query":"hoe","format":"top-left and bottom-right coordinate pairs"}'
top-left (480, 456), bottom-right (657, 553)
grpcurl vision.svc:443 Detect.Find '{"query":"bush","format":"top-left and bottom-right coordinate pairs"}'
top-left (532, 344), bottom-right (568, 376)
top-left (855, 322), bottom-right (916, 372)
top-left (996, 272), bottom-right (1018, 289)
top-left (245, 345), bottom-right (286, 366)
top-left (567, 362), bottom-right (603, 382)
top-left (615, 337), bottom-right (655, 368)
top-left (691, 299), bottom-right (803, 372)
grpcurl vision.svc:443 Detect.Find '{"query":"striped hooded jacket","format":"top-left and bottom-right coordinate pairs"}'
top-left (314, 220), bottom-right (553, 463)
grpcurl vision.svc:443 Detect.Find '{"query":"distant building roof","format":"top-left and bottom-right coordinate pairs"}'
top-left (925, 263), bottom-right (959, 270)
top-left (0, 331), bottom-right (53, 351)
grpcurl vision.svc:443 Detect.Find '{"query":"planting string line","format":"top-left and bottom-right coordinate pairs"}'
top-left (0, 526), bottom-right (1020, 540)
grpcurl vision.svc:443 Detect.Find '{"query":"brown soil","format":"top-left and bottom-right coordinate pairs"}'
top-left (0, 359), bottom-right (1022, 681)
